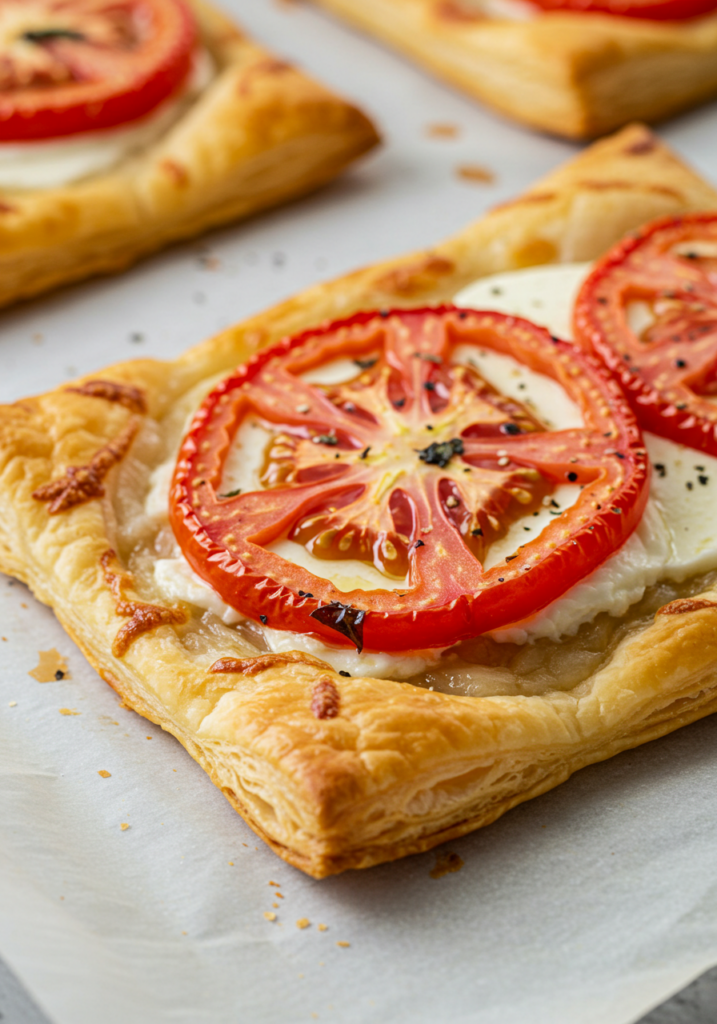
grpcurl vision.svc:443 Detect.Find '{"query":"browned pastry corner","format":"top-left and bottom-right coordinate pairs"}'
top-left (2, 125), bottom-right (717, 878)
top-left (310, 0), bottom-right (717, 138)
top-left (0, 0), bottom-right (379, 309)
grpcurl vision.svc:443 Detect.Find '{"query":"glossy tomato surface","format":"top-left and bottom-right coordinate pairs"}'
top-left (575, 213), bottom-right (717, 456)
top-left (0, 0), bottom-right (196, 140)
top-left (526, 0), bottom-right (717, 19)
top-left (171, 308), bottom-right (649, 653)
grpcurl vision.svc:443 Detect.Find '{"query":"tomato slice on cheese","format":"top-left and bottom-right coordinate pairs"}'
top-left (170, 308), bottom-right (648, 653)
top-left (526, 0), bottom-right (717, 19)
top-left (0, 0), bottom-right (196, 141)
top-left (575, 213), bottom-right (717, 456)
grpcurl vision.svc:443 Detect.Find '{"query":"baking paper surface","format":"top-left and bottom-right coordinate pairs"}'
top-left (2, 0), bottom-right (717, 1020)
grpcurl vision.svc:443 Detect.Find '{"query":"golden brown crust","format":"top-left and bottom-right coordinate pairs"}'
top-left (3, 125), bottom-right (717, 878)
top-left (310, 0), bottom-right (717, 138)
top-left (0, 0), bottom-right (379, 309)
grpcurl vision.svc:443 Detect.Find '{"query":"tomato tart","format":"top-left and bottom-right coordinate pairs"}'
top-left (2, 123), bottom-right (717, 878)
top-left (309, 0), bottom-right (717, 138)
top-left (0, 0), bottom-right (378, 308)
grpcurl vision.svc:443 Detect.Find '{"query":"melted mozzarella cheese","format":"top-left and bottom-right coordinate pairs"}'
top-left (0, 50), bottom-right (213, 190)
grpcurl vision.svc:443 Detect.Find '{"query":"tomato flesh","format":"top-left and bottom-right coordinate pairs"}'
top-left (0, 0), bottom-right (196, 141)
top-left (526, 0), bottom-right (717, 19)
top-left (575, 213), bottom-right (717, 456)
top-left (170, 308), bottom-right (648, 653)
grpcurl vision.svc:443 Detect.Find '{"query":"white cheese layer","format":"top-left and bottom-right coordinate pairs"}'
top-left (455, 264), bottom-right (717, 642)
top-left (0, 50), bottom-right (213, 190)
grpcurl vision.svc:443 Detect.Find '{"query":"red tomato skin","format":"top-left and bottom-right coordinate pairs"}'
top-left (170, 307), bottom-right (649, 653)
top-left (0, 0), bottom-right (197, 141)
top-left (526, 0), bottom-right (717, 19)
top-left (575, 213), bottom-right (717, 457)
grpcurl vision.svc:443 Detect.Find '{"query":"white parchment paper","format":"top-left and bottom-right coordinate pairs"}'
top-left (2, 2), bottom-right (717, 1021)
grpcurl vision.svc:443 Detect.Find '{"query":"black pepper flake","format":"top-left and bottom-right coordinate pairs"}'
top-left (424, 381), bottom-right (436, 392)
top-left (505, 555), bottom-right (517, 562)
top-left (611, 507), bottom-right (622, 514)
top-left (360, 446), bottom-right (371, 460)
top-left (310, 602), bottom-right (365, 652)
top-left (654, 463), bottom-right (666, 478)
top-left (414, 352), bottom-right (442, 364)
top-left (413, 539), bottom-right (425, 549)
top-left (567, 471), bottom-right (578, 482)
top-left (675, 359), bottom-right (687, 369)
top-left (426, 424), bottom-right (434, 430)
top-left (613, 452), bottom-right (625, 459)
top-left (219, 487), bottom-right (242, 498)
top-left (314, 434), bottom-right (338, 446)
top-left (686, 481), bottom-right (694, 490)
top-left (379, 310), bottom-right (390, 318)
top-left (695, 465), bottom-right (705, 471)
top-left (23, 28), bottom-right (85, 42)
top-left (676, 403), bottom-right (687, 411)
top-left (394, 398), bottom-right (406, 408)
top-left (354, 357), bottom-right (377, 370)
top-left (597, 296), bottom-right (608, 305)
top-left (550, 335), bottom-right (560, 344)
top-left (698, 475), bottom-right (709, 485)
top-left (339, 670), bottom-right (351, 677)
top-left (298, 591), bottom-right (314, 598)
top-left (498, 577), bottom-right (504, 582)
top-left (417, 437), bottom-right (464, 468)
top-left (55, 669), bottom-right (65, 680)
top-left (471, 528), bottom-right (483, 536)
top-left (500, 422), bottom-right (522, 435)
top-left (458, 311), bottom-right (468, 320)
top-left (259, 615), bottom-right (268, 625)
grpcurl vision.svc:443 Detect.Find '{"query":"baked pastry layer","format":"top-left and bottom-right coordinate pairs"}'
top-left (0, 0), bottom-right (379, 309)
top-left (2, 125), bottom-right (717, 878)
top-left (311, 0), bottom-right (717, 138)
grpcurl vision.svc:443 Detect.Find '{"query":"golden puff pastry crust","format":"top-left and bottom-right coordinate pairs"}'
top-left (2, 124), bottom-right (717, 878)
top-left (310, 0), bottom-right (717, 138)
top-left (0, 0), bottom-right (379, 310)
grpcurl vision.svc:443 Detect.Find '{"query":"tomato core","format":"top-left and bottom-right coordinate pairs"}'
top-left (170, 308), bottom-right (648, 652)
top-left (575, 213), bottom-right (717, 456)
top-left (0, 0), bottom-right (197, 141)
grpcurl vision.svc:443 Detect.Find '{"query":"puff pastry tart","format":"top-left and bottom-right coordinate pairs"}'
top-left (0, 0), bottom-right (378, 308)
top-left (309, 0), bottom-right (717, 138)
top-left (3, 123), bottom-right (717, 879)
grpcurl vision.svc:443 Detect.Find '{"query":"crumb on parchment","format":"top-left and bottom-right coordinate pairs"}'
top-left (8, 701), bottom-right (17, 707)
top-left (456, 164), bottom-right (495, 184)
top-left (296, 918), bottom-right (310, 930)
top-left (336, 941), bottom-right (350, 948)
top-left (59, 708), bottom-right (80, 716)
top-left (120, 823), bottom-right (130, 831)
top-left (430, 851), bottom-right (464, 878)
top-left (97, 770), bottom-right (111, 778)
top-left (264, 911), bottom-right (277, 921)
top-left (29, 649), bottom-right (70, 682)
top-left (426, 122), bottom-right (459, 138)
top-left (318, 924), bottom-right (328, 932)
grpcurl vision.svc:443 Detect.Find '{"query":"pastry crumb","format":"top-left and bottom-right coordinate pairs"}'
top-left (426, 122), bottom-right (459, 138)
top-left (456, 164), bottom-right (495, 184)
top-left (269, 880), bottom-right (280, 886)
top-left (120, 823), bottom-right (130, 831)
top-left (59, 708), bottom-right (80, 716)
top-left (318, 923), bottom-right (328, 932)
top-left (336, 941), bottom-right (350, 948)
top-left (264, 911), bottom-right (277, 921)
top-left (97, 770), bottom-right (111, 778)
top-left (430, 850), bottom-right (464, 878)
top-left (296, 918), bottom-right (310, 929)
top-left (272, 902), bottom-right (278, 908)
top-left (29, 649), bottom-right (70, 682)
top-left (8, 701), bottom-right (17, 707)
top-left (275, 892), bottom-right (284, 899)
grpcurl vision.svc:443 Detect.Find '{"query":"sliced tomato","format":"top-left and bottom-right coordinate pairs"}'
top-left (526, 0), bottom-right (717, 19)
top-left (575, 213), bottom-right (717, 456)
top-left (0, 0), bottom-right (196, 141)
top-left (170, 308), bottom-right (648, 653)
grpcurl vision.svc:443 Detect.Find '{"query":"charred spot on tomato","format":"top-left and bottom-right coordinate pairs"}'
top-left (567, 471), bottom-right (578, 482)
top-left (310, 603), bottom-right (366, 652)
top-left (417, 437), bottom-right (464, 468)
